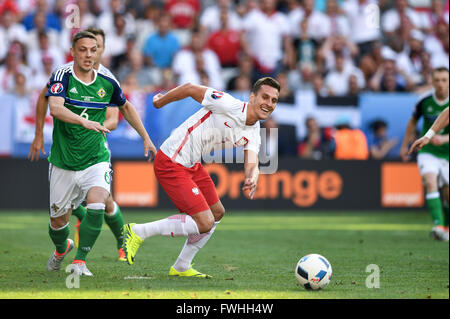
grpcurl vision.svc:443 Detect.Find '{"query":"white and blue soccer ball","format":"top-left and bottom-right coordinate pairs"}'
top-left (295, 254), bottom-right (332, 290)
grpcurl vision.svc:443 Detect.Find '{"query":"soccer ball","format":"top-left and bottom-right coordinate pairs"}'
top-left (295, 254), bottom-right (332, 290)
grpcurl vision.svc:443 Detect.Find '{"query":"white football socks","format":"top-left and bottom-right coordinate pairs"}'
top-left (132, 214), bottom-right (199, 240)
top-left (172, 221), bottom-right (220, 272)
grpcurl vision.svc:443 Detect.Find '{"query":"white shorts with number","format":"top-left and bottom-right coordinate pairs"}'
top-left (48, 162), bottom-right (112, 218)
top-left (417, 153), bottom-right (449, 188)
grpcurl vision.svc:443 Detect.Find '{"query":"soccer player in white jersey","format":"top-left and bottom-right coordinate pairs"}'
top-left (28, 28), bottom-right (129, 261)
top-left (123, 77), bottom-right (280, 277)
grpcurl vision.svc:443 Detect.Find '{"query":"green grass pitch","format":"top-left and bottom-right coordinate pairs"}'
top-left (0, 210), bottom-right (448, 299)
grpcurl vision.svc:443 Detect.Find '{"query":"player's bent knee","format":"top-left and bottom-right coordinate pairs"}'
top-left (211, 201), bottom-right (225, 221)
top-left (50, 216), bottom-right (69, 229)
top-left (193, 211), bottom-right (215, 233)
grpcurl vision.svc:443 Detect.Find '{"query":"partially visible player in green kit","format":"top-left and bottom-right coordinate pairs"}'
top-left (45, 31), bottom-right (156, 276)
top-left (401, 67), bottom-right (449, 242)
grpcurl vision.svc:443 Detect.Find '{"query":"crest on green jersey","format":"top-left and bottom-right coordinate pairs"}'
top-left (97, 88), bottom-right (106, 98)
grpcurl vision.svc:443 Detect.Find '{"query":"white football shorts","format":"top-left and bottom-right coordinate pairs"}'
top-left (48, 161), bottom-right (112, 218)
top-left (417, 153), bottom-right (449, 188)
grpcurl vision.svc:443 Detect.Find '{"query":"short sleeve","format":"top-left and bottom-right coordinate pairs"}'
top-left (46, 68), bottom-right (71, 98)
top-left (201, 87), bottom-right (241, 114)
top-left (109, 78), bottom-right (127, 107)
top-left (412, 96), bottom-right (425, 121)
top-left (243, 126), bottom-right (261, 154)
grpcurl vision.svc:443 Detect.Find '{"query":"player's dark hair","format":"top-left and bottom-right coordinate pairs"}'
top-left (71, 31), bottom-right (97, 48)
top-left (85, 27), bottom-right (106, 44)
top-left (432, 67), bottom-right (449, 77)
top-left (252, 77), bottom-right (281, 94)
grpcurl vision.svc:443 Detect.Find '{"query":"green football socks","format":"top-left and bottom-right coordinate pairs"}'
top-left (104, 202), bottom-right (125, 249)
top-left (72, 205), bottom-right (87, 221)
top-left (49, 223), bottom-right (70, 254)
top-left (426, 192), bottom-right (444, 226)
top-left (74, 205), bottom-right (105, 261)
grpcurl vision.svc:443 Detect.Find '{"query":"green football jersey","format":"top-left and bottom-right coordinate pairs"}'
top-left (46, 65), bottom-right (126, 171)
top-left (412, 91), bottom-right (449, 160)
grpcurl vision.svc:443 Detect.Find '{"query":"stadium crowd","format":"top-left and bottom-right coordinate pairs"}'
top-left (0, 0), bottom-right (448, 159)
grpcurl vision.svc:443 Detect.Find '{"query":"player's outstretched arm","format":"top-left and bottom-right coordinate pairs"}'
top-left (28, 86), bottom-right (49, 161)
top-left (48, 96), bottom-right (110, 135)
top-left (152, 82), bottom-right (208, 109)
top-left (118, 101), bottom-right (156, 161)
top-left (400, 117), bottom-right (418, 162)
top-left (242, 150), bottom-right (260, 200)
top-left (408, 106), bottom-right (449, 155)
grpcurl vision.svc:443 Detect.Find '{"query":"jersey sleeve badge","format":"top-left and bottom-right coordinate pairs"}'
top-left (50, 83), bottom-right (64, 94)
top-left (211, 90), bottom-right (224, 99)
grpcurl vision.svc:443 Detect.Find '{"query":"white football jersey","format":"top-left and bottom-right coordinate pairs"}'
top-left (160, 88), bottom-right (261, 168)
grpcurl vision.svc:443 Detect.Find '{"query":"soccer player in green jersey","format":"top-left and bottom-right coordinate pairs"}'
top-left (29, 28), bottom-right (128, 262)
top-left (45, 31), bottom-right (156, 276)
top-left (409, 106), bottom-right (449, 153)
top-left (401, 67), bottom-right (449, 242)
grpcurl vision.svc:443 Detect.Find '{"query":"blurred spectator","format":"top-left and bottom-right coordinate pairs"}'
top-left (142, 13), bottom-right (180, 69)
top-left (154, 68), bottom-right (177, 92)
top-left (297, 116), bottom-right (334, 159)
top-left (27, 31), bottom-right (64, 76)
top-left (134, 4), bottom-right (160, 51)
top-left (276, 71), bottom-right (295, 103)
top-left (104, 13), bottom-right (135, 70)
top-left (424, 19), bottom-right (449, 69)
top-left (165, 0), bottom-right (201, 30)
top-left (206, 9), bottom-right (242, 68)
top-left (367, 119), bottom-right (398, 159)
top-left (172, 29), bottom-right (224, 89)
top-left (0, 5), bottom-right (28, 60)
top-left (288, 0), bottom-right (331, 41)
top-left (200, 0), bottom-right (242, 34)
top-left (317, 34), bottom-right (359, 74)
top-left (242, 0), bottom-right (294, 81)
top-left (333, 114), bottom-right (369, 160)
top-left (420, 0), bottom-right (449, 34)
top-left (359, 40), bottom-right (383, 85)
top-left (381, 0), bottom-right (424, 41)
top-left (125, 0), bottom-right (154, 20)
top-left (26, 9), bottom-right (60, 51)
top-left (31, 53), bottom-right (54, 90)
top-left (226, 54), bottom-right (253, 90)
top-left (233, 74), bottom-right (252, 92)
top-left (398, 29), bottom-right (427, 85)
top-left (342, 0), bottom-right (381, 57)
top-left (0, 44), bottom-right (32, 95)
top-left (117, 49), bottom-right (157, 88)
top-left (324, 0), bottom-right (350, 38)
top-left (369, 46), bottom-right (415, 92)
top-left (288, 63), bottom-right (316, 91)
top-left (97, 0), bottom-right (136, 36)
top-left (348, 74), bottom-right (361, 96)
top-left (324, 53), bottom-right (365, 96)
top-left (312, 72), bottom-right (330, 97)
top-left (22, 0), bottom-right (61, 32)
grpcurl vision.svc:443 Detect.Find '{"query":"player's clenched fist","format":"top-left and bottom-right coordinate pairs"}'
top-left (153, 93), bottom-right (165, 109)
